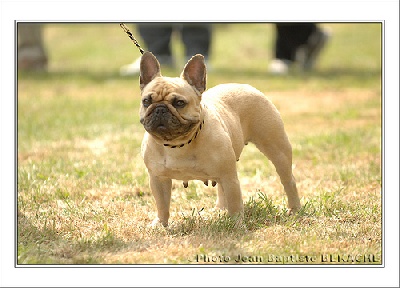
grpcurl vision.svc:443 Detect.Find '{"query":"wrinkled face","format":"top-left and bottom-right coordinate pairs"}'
top-left (139, 77), bottom-right (202, 142)
top-left (138, 52), bottom-right (206, 143)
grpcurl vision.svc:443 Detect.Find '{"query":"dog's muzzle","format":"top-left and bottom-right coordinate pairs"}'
top-left (141, 104), bottom-right (182, 140)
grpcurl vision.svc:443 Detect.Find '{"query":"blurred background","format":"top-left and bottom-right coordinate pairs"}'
top-left (17, 23), bottom-right (381, 78)
top-left (17, 22), bottom-right (382, 155)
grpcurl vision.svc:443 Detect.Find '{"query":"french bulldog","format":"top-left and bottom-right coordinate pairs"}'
top-left (139, 51), bottom-right (300, 227)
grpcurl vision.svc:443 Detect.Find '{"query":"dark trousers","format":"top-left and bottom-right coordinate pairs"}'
top-left (274, 23), bottom-right (317, 61)
top-left (138, 24), bottom-right (211, 63)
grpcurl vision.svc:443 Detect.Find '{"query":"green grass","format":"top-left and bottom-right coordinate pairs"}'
top-left (17, 23), bottom-right (381, 265)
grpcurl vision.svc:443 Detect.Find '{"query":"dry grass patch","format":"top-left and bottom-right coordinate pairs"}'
top-left (17, 85), bottom-right (382, 265)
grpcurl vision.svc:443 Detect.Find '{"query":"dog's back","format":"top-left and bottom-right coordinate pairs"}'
top-left (202, 83), bottom-right (286, 147)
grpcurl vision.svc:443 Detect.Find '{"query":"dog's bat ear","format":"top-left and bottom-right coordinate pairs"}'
top-left (181, 54), bottom-right (206, 95)
top-left (140, 52), bottom-right (161, 91)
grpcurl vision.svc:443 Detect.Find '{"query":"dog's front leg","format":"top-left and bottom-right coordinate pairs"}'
top-left (149, 175), bottom-right (172, 227)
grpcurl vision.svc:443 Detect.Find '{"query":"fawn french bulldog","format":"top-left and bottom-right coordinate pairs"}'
top-left (139, 51), bottom-right (300, 227)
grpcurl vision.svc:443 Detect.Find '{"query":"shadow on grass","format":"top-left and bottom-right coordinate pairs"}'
top-left (17, 70), bottom-right (125, 83)
top-left (17, 66), bottom-right (381, 86)
top-left (164, 192), bottom-right (317, 238)
top-left (213, 66), bottom-right (380, 78)
top-left (209, 67), bottom-right (381, 91)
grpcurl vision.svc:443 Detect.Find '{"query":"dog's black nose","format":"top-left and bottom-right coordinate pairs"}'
top-left (154, 104), bottom-right (169, 115)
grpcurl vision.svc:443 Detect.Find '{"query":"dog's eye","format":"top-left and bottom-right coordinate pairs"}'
top-left (173, 99), bottom-right (186, 108)
top-left (142, 97), bottom-right (152, 108)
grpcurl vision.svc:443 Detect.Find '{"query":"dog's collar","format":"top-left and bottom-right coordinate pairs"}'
top-left (163, 119), bottom-right (205, 148)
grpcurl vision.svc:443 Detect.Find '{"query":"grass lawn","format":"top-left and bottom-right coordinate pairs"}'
top-left (17, 23), bottom-right (382, 265)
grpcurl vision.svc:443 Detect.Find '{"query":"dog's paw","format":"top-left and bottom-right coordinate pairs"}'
top-left (149, 217), bottom-right (168, 228)
top-left (287, 206), bottom-right (301, 216)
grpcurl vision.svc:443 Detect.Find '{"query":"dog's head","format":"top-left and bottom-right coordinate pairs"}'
top-left (139, 52), bottom-right (206, 145)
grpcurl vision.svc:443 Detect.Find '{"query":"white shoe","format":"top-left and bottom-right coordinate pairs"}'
top-left (120, 56), bottom-right (176, 76)
top-left (120, 57), bottom-right (141, 76)
top-left (268, 59), bottom-right (290, 75)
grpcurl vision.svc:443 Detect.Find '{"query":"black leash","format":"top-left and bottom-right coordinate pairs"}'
top-left (119, 23), bottom-right (145, 55)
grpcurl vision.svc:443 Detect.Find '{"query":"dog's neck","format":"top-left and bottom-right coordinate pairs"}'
top-left (163, 117), bottom-right (205, 149)
top-left (160, 103), bottom-right (205, 148)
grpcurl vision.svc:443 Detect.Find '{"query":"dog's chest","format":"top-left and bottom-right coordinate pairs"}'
top-left (151, 150), bottom-right (210, 181)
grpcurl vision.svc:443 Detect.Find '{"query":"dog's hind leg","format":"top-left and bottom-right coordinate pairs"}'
top-left (219, 174), bottom-right (246, 228)
top-left (215, 183), bottom-right (227, 210)
top-left (253, 134), bottom-right (301, 213)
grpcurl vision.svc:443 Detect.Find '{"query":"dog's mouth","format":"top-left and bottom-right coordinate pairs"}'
top-left (155, 123), bottom-right (168, 133)
top-left (145, 121), bottom-right (195, 142)
top-left (141, 104), bottom-right (196, 142)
